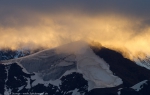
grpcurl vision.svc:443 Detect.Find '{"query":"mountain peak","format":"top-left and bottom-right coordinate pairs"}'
top-left (2, 40), bottom-right (123, 91)
top-left (1, 41), bottom-right (150, 95)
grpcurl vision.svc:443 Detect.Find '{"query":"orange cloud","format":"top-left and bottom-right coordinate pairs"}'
top-left (0, 12), bottom-right (150, 59)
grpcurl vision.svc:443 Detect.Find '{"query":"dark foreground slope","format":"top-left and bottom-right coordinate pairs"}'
top-left (0, 46), bottom-right (150, 95)
top-left (92, 47), bottom-right (150, 87)
top-left (91, 47), bottom-right (150, 95)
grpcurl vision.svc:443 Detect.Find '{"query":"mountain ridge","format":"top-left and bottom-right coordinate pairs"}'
top-left (0, 41), bottom-right (150, 95)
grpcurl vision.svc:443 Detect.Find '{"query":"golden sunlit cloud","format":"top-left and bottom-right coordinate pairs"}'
top-left (0, 11), bottom-right (150, 59)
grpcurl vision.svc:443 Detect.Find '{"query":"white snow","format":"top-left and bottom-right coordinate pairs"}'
top-left (131, 80), bottom-right (148, 91)
top-left (18, 85), bottom-right (24, 92)
top-left (65, 88), bottom-right (83, 95)
top-left (72, 89), bottom-right (80, 95)
top-left (134, 58), bottom-right (150, 70)
top-left (117, 91), bottom-right (121, 95)
top-left (117, 88), bottom-right (122, 95)
top-left (2, 62), bottom-right (14, 65)
top-left (4, 85), bottom-right (12, 95)
top-left (31, 72), bottom-right (61, 87)
top-left (25, 78), bottom-right (31, 89)
top-left (57, 61), bottom-right (74, 66)
top-left (5, 66), bottom-right (10, 82)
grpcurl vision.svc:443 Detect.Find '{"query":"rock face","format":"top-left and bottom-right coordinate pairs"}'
top-left (0, 42), bottom-right (150, 95)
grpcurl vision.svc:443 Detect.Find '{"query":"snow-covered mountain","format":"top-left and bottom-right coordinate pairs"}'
top-left (0, 41), bottom-right (150, 95)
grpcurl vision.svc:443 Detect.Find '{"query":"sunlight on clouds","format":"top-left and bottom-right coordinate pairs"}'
top-left (0, 12), bottom-right (150, 59)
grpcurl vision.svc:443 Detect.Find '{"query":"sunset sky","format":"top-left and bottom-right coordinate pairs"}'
top-left (0, 1), bottom-right (150, 58)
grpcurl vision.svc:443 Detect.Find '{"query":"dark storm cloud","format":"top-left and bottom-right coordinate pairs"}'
top-left (1, 0), bottom-right (150, 28)
top-left (1, 0), bottom-right (150, 16)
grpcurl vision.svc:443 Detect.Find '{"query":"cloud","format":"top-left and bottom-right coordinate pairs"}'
top-left (0, 1), bottom-right (150, 59)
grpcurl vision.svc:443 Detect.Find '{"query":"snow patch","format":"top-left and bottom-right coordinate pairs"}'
top-left (72, 89), bottom-right (80, 95)
top-left (4, 85), bottom-right (12, 95)
top-left (117, 88), bottom-right (122, 95)
top-left (18, 85), bottom-right (25, 92)
top-left (5, 65), bottom-right (10, 82)
top-left (134, 58), bottom-right (150, 70)
top-left (31, 73), bottom-right (61, 87)
top-left (134, 55), bottom-right (150, 70)
top-left (25, 78), bottom-right (31, 89)
top-left (117, 91), bottom-right (121, 95)
top-left (131, 80), bottom-right (148, 91)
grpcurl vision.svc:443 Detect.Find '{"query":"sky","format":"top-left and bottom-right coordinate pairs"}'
top-left (0, 1), bottom-right (150, 58)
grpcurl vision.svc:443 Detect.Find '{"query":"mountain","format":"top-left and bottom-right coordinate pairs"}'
top-left (0, 49), bottom-right (30, 61)
top-left (0, 41), bottom-right (150, 95)
top-left (0, 49), bottom-right (42, 61)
